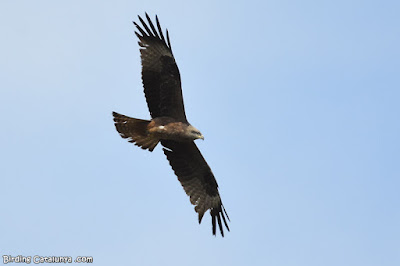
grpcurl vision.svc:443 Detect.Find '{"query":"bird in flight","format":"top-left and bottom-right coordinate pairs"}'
top-left (112, 13), bottom-right (230, 236)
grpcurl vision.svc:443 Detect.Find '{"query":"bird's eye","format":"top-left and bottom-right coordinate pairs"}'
top-left (191, 131), bottom-right (199, 135)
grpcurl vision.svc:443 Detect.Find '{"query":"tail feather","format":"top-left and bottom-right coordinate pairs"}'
top-left (112, 111), bottom-right (159, 152)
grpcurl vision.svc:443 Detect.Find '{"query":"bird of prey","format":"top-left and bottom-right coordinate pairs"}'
top-left (112, 13), bottom-right (230, 236)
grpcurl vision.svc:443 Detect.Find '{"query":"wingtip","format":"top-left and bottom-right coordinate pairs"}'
top-left (224, 205), bottom-right (231, 222)
top-left (136, 15), bottom-right (143, 25)
top-left (198, 211), bottom-right (205, 224)
top-left (212, 213), bottom-right (217, 236)
top-left (210, 205), bottom-right (230, 237)
top-left (166, 29), bottom-right (171, 49)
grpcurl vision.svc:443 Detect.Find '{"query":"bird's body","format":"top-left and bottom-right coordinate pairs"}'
top-left (113, 113), bottom-right (203, 150)
top-left (147, 118), bottom-right (204, 142)
top-left (112, 13), bottom-right (229, 236)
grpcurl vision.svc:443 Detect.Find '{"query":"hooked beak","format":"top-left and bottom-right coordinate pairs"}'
top-left (199, 135), bottom-right (204, 140)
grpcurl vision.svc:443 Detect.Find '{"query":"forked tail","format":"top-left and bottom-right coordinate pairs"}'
top-left (112, 112), bottom-right (159, 151)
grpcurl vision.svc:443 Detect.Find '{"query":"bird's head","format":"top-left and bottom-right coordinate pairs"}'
top-left (186, 125), bottom-right (204, 141)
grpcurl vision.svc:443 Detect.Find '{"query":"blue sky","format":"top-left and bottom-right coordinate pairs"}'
top-left (1, 0), bottom-right (399, 265)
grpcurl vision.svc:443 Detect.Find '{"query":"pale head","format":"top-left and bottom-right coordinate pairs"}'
top-left (186, 125), bottom-right (204, 140)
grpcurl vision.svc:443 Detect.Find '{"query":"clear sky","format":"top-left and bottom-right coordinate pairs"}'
top-left (1, 0), bottom-right (399, 265)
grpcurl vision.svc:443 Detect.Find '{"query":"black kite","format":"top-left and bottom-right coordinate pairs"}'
top-left (112, 13), bottom-right (230, 236)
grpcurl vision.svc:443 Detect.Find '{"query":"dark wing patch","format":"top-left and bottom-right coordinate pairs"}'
top-left (161, 140), bottom-right (230, 236)
top-left (134, 14), bottom-right (187, 122)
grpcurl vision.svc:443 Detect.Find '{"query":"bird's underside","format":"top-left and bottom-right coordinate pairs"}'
top-left (112, 13), bottom-right (230, 237)
top-left (112, 112), bottom-right (204, 151)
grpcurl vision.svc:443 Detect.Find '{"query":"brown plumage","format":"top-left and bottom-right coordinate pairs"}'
top-left (112, 112), bottom-right (159, 151)
top-left (112, 13), bottom-right (229, 236)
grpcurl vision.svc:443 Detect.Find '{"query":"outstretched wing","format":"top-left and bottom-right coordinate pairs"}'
top-left (161, 140), bottom-right (230, 236)
top-left (134, 14), bottom-right (187, 122)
